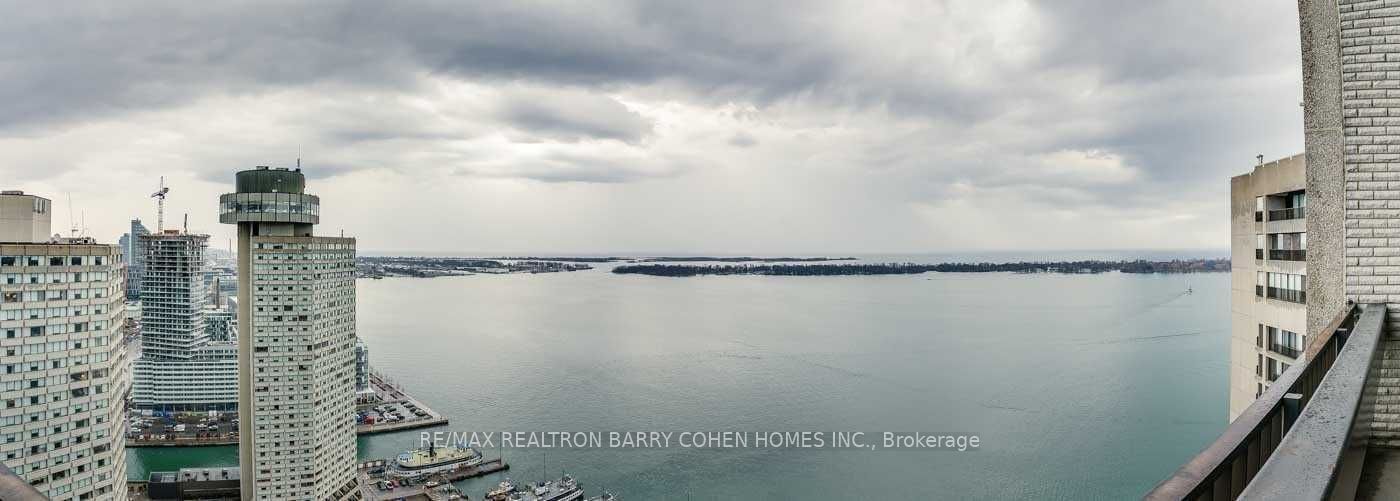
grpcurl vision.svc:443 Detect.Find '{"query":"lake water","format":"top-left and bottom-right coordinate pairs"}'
top-left (128, 260), bottom-right (1230, 499)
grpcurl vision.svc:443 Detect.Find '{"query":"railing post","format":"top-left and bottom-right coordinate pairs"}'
top-left (1282, 393), bottom-right (1303, 429)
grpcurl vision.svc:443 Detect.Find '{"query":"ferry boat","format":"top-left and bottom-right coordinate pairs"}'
top-left (387, 443), bottom-right (482, 478)
top-left (508, 475), bottom-right (584, 501)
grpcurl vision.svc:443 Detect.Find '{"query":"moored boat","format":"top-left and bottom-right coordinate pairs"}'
top-left (387, 442), bottom-right (482, 478)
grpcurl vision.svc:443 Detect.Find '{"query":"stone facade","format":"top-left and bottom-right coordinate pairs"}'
top-left (1302, 0), bottom-right (1400, 448)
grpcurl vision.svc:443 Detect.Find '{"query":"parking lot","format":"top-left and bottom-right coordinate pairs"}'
top-left (359, 400), bottom-right (431, 426)
top-left (127, 410), bottom-right (238, 445)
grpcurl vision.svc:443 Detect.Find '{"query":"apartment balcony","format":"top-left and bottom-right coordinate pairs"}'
top-left (1268, 206), bottom-right (1306, 221)
top-left (1256, 249), bottom-right (1264, 260)
top-left (1147, 304), bottom-right (1400, 500)
top-left (1266, 287), bottom-right (1305, 304)
top-left (1268, 343), bottom-right (1301, 360)
top-left (1268, 249), bottom-right (1306, 262)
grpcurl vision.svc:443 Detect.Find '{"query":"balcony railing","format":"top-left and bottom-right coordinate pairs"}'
top-left (1268, 343), bottom-right (1301, 359)
top-left (1255, 285), bottom-right (1264, 298)
top-left (1267, 206), bottom-right (1305, 221)
top-left (1255, 211), bottom-right (1264, 222)
top-left (1267, 249), bottom-right (1305, 261)
top-left (1146, 304), bottom-right (1381, 501)
top-left (1255, 249), bottom-right (1264, 260)
top-left (1265, 287), bottom-right (1305, 304)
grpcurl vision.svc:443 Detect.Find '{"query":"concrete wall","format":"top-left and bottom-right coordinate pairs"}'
top-left (1301, 0), bottom-right (1347, 340)
top-left (0, 194), bottom-right (50, 243)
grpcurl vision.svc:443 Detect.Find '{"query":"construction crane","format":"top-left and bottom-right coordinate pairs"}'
top-left (151, 176), bottom-right (169, 231)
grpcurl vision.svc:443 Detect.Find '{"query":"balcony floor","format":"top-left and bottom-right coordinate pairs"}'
top-left (1358, 448), bottom-right (1400, 500)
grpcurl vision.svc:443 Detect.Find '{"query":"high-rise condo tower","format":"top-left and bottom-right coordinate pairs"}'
top-left (220, 167), bottom-right (359, 500)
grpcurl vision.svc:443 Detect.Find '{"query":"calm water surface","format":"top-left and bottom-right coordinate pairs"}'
top-left (129, 262), bottom-right (1229, 500)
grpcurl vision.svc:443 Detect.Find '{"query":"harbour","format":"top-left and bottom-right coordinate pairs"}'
top-left (129, 265), bottom-right (1231, 498)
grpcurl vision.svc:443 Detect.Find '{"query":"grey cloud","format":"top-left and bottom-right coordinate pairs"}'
top-left (456, 151), bottom-right (690, 184)
top-left (728, 132), bottom-right (758, 148)
top-left (0, 0), bottom-right (1305, 249)
top-left (496, 88), bottom-right (653, 144)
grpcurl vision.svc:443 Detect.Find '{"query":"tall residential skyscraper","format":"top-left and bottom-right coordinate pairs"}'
top-left (126, 219), bottom-right (150, 300)
top-left (220, 167), bottom-right (360, 501)
top-left (1227, 155), bottom-right (1308, 421)
top-left (140, 231), bottom-right (210, 360)
top-left (131, 230), bottom-right (239, 411)
top-left (0, 191), bottom-right (130, 500)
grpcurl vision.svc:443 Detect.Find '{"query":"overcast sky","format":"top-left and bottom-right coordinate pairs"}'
top-left (1, 1), bottom-right (1302, 254)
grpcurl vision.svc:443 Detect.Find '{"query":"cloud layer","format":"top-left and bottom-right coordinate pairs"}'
top-left (0, 0), bottom-right (1303, 253)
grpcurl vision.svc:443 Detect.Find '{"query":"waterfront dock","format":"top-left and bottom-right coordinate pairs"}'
top-left (357, 458), bottom-right (509, 501)
top-left (128, 372), bottom-right (446, 447)
top-left (357, 372), bottom-right (450, 435)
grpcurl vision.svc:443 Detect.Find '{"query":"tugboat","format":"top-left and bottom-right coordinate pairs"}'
top-left (387, 442), bottom-right (483, 478)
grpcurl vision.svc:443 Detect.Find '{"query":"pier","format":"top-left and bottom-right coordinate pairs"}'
top-left (357, 372), bottom-right (450, 435)
top-left (356, 458), bottom-right (509, 501)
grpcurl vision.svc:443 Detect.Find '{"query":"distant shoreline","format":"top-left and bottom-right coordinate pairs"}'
top-left (611, 259), bottom-right (1230, 277)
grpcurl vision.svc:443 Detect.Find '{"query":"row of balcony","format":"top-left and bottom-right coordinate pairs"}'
top-left (1255, 249), bottom-right (1306, 261)
top-left (1254, 286), bottom-right (1306, 304)
top-left (1254, 206), bottom-right (1306, 222)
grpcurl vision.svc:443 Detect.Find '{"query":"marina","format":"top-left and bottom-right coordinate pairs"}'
top-left (357, 456), bottom-right (509, 501)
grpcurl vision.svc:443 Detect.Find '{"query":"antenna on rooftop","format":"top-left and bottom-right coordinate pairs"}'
top-left (1257, 154), bottom-right (1264, 166)
top-left (151, 176), bottom-right (170, 231)
top-left (184, 213), bottom-right (189, 234)
top-left (67, 194), bottom-right (78, 237)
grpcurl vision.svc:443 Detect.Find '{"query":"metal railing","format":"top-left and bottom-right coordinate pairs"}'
top-left (1255, 211), bottom-right (1264, 222)
top-left (1255, 285), bottom-right (1264, 298)
top-left (1145, 304), bottom-right (1369, 501)
top-left (1255, 249), bottom-right (1264, 260)
top-left (1267, 206), bottom-right (1305, 221)
top-left (1268, 249), bottom-right (1305, 261)
top-left (1268, 343), bottom-right (1301, 359)
top-left (1238, 303), bottom-right (1386, 500)
top-left (0, 463), bottom-right (46, 500)
top-left (1266, 287), bottom-right (1305, 304)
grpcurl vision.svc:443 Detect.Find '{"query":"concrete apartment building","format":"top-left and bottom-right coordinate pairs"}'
top-left (0, 191), bottom-right (130, 500)
top-left (1228, 155), bottom-right (1309, 421)
top-left (220, 167), bottom-right (360, 501)
top-left (131, 230), bottom-right (240, 411)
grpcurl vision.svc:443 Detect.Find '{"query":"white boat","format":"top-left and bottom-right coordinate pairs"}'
top-left (387, 443), bottom-right (482, 478)
top-left (508, 475), bottom-right (583, 501)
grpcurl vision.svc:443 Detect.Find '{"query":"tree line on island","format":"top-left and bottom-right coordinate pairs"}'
top-left (611, 259), bottom-right (1230, 277)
